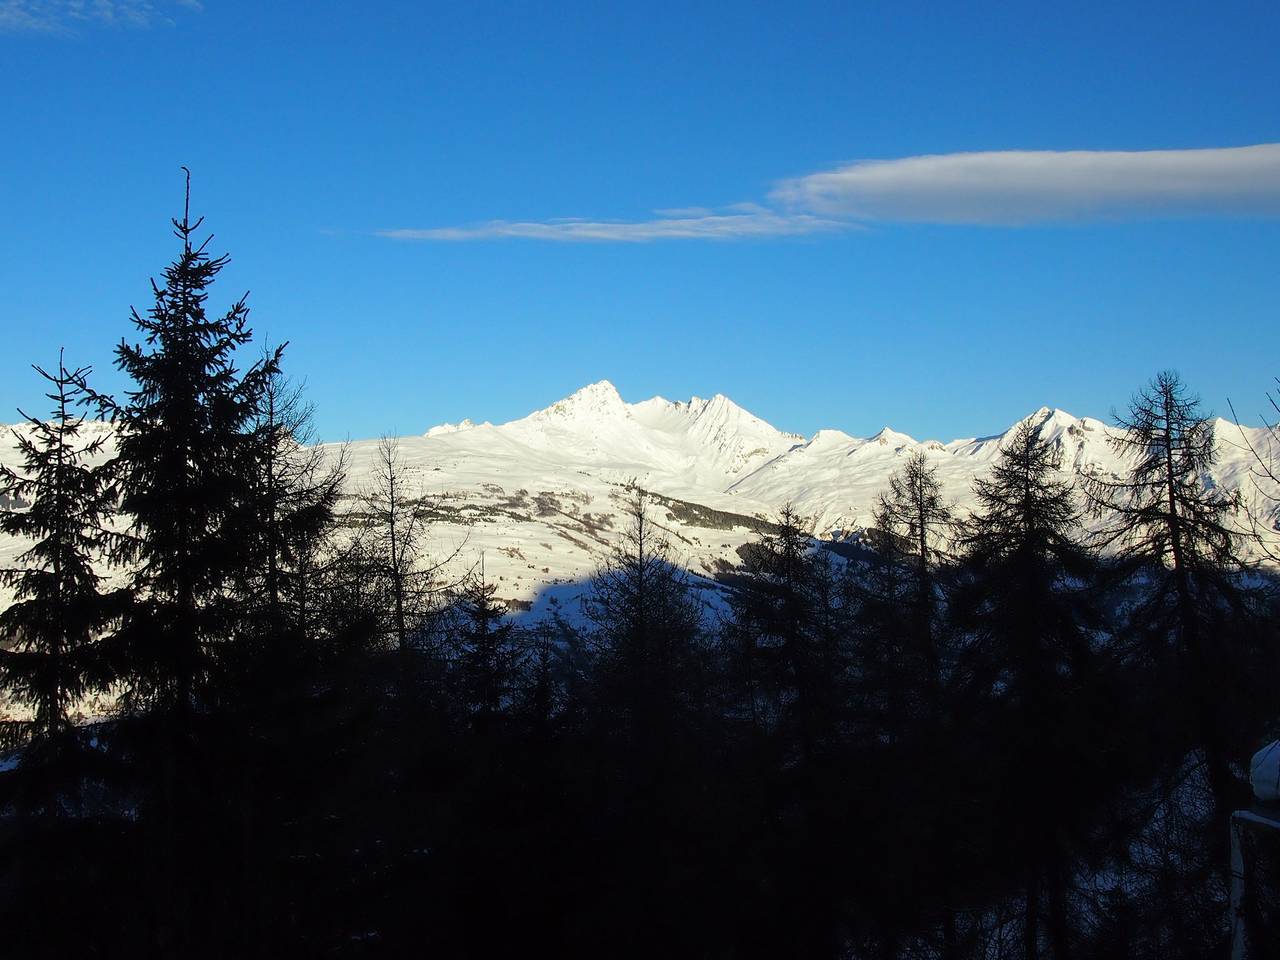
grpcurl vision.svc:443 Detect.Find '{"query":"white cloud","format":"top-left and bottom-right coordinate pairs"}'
top-left (771, 143), bottom-right (1280, 224)
top-left (381, 143), bottom-right (1280, 243)
top-left (0, 0), bottom-right (199, 31)
top-left (379, 208), bottom-right (851, 243)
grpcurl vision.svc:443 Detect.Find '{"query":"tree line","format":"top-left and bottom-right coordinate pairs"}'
top-left (1, 191), bottom-right (1278, 959)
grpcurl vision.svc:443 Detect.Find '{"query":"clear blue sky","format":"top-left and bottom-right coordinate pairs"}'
top-left (2, 0), bottom-right (1279, 442)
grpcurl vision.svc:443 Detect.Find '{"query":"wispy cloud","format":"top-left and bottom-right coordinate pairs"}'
top-left (772, 143), bottom-right (1280, 225)
top-left (0, 0), bottom-right (200, 32)
top-left (379, 143), bottom-right (1280, 243)
top-left (378, 206), bottom-right (850, 243)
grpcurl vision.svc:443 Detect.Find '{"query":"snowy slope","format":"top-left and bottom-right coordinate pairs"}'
top-left (728, 407), bottom-right (1123, 534)
top-left (2, 385), bottom-right (1278, 625)
top-left (727, 405), bottom-right (1279, 542)
top-left (324, 382), bottom-right (803, 619)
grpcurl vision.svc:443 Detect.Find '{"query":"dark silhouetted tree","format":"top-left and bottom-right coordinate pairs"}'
top-left (585, 486), bottom-right (708, 740)
top-left (362, 434), bottom-right (439, 657)
top-left (859, 452), bottom-right (964, 957)
top-left (0, 355), bottom-right (124, 790)
top-left (1082, 371), bottom-right (1255, 859)
top-left (722, 506), bottom-right (857, 956)
top-left (954, 419), bottom-right (1110, 960)
top-left (865, 450), bottom-right (955, 729)
top-left (453, 562), bottom-right (517, 722)
top-left (725, 505), bottom-right (850, 758)
top-left (239, 356), bottom-right (346, 669)
top-left (78, 176), bottom-right (288, 956)
top-left (103, 177), bottom-right (282, 713)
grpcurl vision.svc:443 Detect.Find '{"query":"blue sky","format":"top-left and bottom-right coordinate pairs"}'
top-left (2, 0), bottom-right (1279, 442)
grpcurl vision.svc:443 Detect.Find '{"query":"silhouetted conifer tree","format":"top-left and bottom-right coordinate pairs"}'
top-left (860, 452), bottom-right (963, 958)
top-left (722, 506), bottom-right (857, 955)
top-left (954, 419), bottom-right (1110, 960)
top-left (726, 505), bottom-right (849, 757)
top-left (515, 620), bottom-right (562, 734)
top-left (453, 563), bottom-right (517, 722)
top-left (575, 487), bottom-right (752, 956)
top-left (74, 175), bottom-right (289, 956)
top-left (585, 487), bottom-right (707, 735)
top-left (0, 364), bottom-right (133, 960)
top-left (0, 355), bottom-right (124, 800)
top-left (1082, 371), bottom-right (1256, 859)
top-left (101, 175), bottom-right (281, 713)
top-left (865, 450), bottom-right (955, 729)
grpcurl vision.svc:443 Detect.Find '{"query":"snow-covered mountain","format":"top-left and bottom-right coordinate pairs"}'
top-left (316, 382), bottom-right (1276, 618)
top-left (2, 382), bottom-right (1277, 622)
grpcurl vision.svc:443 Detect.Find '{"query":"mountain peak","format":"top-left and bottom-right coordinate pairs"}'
top-left (533, 380), bottom-right (628, 422)
top-left (1019, 406), bottom-right (1081, 439)
top-left (691, 391), bottom-right (748, 421)
top-left (1027, 405), bottom-right (1075, 425)
top-left (573, 379), bottom-right (623, 402)
top-left (869, 426), bottom-right (916, 447)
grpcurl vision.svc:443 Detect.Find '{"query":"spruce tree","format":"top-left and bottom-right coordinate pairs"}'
top-left (579, 486), bottom-right (731, 955)
top-left (516, 620), bottom-right (561, 734)
top-left (0, 355), bottom-right (124, 765)
top-left (453, 563), bottom-right (516, 721)
top-left (875, 451), bottom-right (954, 589)
top-left (722, 506), bottom-right (855, 956)
top-left (103, 174), bottom-right (281, 713)
top-left (71, 176), bottom-right (288, 954)
top-left (725, 505), bottom-right (848, 757)
top-left (954, 419), bottom-right (1108, 960)
top-left (584, 485), bottom-right (706, 742)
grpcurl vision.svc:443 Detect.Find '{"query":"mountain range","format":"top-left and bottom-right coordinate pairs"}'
top-left (320, 380), bottom-right (1277, 618)
top-left (2, 380), bottom-right (1276, 621)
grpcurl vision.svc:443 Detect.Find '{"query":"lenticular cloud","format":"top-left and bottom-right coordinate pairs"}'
top-left (379, 143), bottom-right (1280, 242)
top-left (770, 143), bottom-right (1280, 224)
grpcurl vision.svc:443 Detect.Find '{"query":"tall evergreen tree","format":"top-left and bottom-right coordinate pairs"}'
top-left (722, 506), bottom-right (856, 956)
top-left (725, 505), bottom-right (849, 757)
top-left (953, 419), bottom-right (1109, 960)
top-left (515, 620), bottom-right (562, 734)
top-left (453, 562), bottom-right (517, 722)
top-left (102, 174), bottom-right (281, 712)
top-left (68, 175), bottom-right (290, 956)
top-left (0, 355), bottom-right (123, 764)
top-left (584, 485), bottom-right (707, 741)
top-left (577, 487), bottom-right (742, 956)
